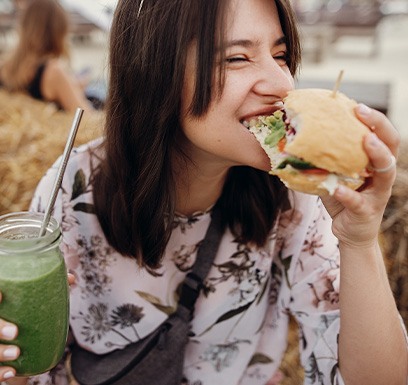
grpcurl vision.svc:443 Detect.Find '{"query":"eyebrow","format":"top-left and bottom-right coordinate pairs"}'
top-left (223, 36), bottom-right (287, 50)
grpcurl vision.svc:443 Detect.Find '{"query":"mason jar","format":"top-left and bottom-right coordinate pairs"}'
top-left (0, 212), bottom-right (69, 376)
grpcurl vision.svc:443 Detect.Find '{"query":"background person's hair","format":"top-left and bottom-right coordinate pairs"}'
top-left (1, 0), bottom-right (69, 91)
top-left (94, 0), bottom-right (301, 270)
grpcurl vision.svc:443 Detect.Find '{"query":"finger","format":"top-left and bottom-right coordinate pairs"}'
top-left (333, 184), bottom-right (365, 215)
top-left (355, 104), bottom-right (400, 156)
top-left (68, 273), bottom-right (75, 286)
top-left (365, 133), bottom-right (396, 191)
top-left (0, 344), bottom-right (20, 361)
top-left (0, 366), bottom-right (16, 381)
top-left (0, 320), bottom-right (18, 341)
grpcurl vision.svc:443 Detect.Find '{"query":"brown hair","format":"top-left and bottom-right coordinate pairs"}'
top-left (94, 0), bottom-right (301, 269)
top-left (1, 0), bottom-right (69, 91)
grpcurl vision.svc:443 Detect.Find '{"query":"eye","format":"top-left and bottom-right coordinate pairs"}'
top-left (274, 51), bottom-right (288, 65)
top-left (225, 56), bottom-right (248, 64)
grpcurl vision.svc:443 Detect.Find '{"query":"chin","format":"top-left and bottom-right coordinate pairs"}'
top-left (235, 154), bottom-right (271, 172)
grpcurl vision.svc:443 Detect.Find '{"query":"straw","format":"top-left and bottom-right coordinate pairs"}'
top-left (38, 108), bottom-right (84, 237)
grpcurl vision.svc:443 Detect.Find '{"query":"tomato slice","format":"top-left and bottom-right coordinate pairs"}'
top-left (277, 137), bottom-right (286, 152)
top-left (302, 168), bottom-right (329, 175)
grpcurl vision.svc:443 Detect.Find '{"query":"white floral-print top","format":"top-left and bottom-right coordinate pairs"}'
top-left (28, 138), bottom-right (351, 385)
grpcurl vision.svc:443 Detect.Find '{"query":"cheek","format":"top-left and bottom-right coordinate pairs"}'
top-left (180, 84), bottom-right (231, 147)
top-left (181, 111), bottom-right (271, 171)
top-left (181, 111), bottom-right (221, 149)
top-left (181, 76), bottom-right (195, 122)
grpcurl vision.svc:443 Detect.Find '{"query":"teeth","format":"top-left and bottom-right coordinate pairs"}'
top-left (248, 118), bottom-right (260, 126)
top-left (243, 118), bottom-right (261, 127)
top-left (273, 101), bottom-right (284, 109)
top-left (243, 110), bottom-right (283, 128)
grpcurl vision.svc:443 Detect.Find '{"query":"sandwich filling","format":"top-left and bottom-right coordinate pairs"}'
top-left (247, 110), bottom-right (319, 172)
top-left (247, 110), bottom-right (364, 194)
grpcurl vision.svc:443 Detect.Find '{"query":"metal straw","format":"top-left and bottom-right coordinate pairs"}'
top-left (38, 108), bottom-right (84, 237)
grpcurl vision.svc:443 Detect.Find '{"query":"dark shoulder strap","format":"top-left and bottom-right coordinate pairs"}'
top-left (191, 205), bottom-right (224, 280)
top-left (177, 205), bottom-right (224, 314)
top-left (27, 62), bottom-right (46, 100)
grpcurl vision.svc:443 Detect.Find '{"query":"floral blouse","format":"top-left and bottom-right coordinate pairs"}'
top-left (28, 138), bottom-right (349, 385)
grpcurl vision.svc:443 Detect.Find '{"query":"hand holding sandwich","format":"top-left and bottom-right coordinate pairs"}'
top-left (323, 103), bottom-right (398, 249)
top-left (249, 87), bottom-right (399, 247)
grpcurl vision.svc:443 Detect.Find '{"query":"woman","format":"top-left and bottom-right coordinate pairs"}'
top-left (0, 0), bottom-right (93, 112)
top-left (0, 0), bottom-right (407, 384)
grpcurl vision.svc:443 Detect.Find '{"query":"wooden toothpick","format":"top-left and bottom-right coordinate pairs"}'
top-left (332, 70), bottom-right (344, 98)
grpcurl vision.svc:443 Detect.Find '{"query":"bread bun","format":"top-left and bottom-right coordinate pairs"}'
top-left (249, 88), bottom-right (371, 195)
top-left (283, 88), bottom-right (370, 178)
top-left (273, 167), bottom-right (365, 196)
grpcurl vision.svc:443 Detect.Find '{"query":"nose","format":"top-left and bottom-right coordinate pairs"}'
top-left (252, 58), bottom-right (294, 99)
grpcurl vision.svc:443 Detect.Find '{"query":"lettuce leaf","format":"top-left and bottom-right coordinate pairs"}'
top-left (263, 111), bottom-right (286, 148)
top-left (277, 156), bottom-right (315, 170)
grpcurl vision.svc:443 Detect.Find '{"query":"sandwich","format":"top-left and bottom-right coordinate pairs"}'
top-left (248, 88), bottom-right (371, 195)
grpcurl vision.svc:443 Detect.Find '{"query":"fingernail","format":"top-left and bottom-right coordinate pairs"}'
top-left (368, 133), bottom-right (381, 147)
top-left (3, 370), bottom-right (15, 379)
top-left (3, 346), bottom-right (19, 359)
top-left (1, 325), bottom-right (17, 340)
top-left (358, 103), bottom-right (372, 116)
top-left (335, 185), bottom-right (346, 197)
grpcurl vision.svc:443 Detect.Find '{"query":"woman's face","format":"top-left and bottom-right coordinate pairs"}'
top-left (180, 0), bottom-right (294, 172)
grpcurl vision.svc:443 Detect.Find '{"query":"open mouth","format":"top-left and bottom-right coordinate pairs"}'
top-left (240, 102), bottom-right (285, 129)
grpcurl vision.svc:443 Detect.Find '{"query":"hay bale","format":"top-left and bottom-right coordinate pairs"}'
top-left (0, 89), bottom-right (104, 215)
top-left (380, 141), bottom-right (408, 329)
top-left (279, 316), bottom-right (304, 385)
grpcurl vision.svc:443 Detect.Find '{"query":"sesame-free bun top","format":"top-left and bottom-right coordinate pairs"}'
top-left (284, 88), bottom-right (370, 178)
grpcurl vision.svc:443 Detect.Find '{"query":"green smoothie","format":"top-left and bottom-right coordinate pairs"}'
top-left (0, 212), bottom-right (69, 376)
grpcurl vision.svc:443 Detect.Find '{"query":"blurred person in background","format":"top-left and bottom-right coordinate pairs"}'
top-left (0, 0), bottom-right (94, 112)
top-left (12, 0), bottom-right (29, 13)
